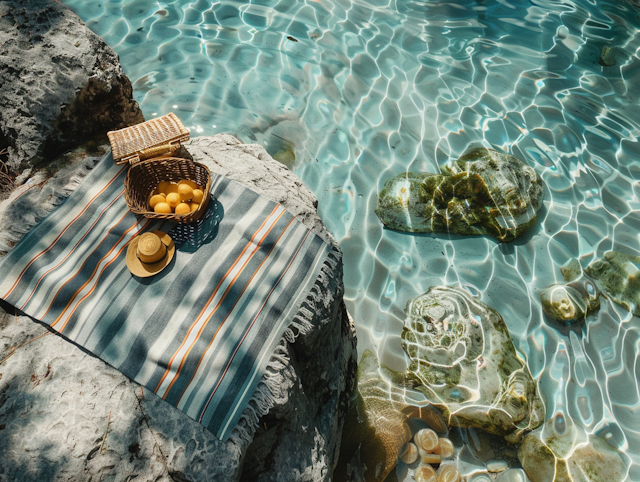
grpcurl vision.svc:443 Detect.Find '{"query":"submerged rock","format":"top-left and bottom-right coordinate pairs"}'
top-left (585, 251), bottom-right (640, 317)
top-left (401, 286), bottom-right (545, 442)
top-left (541, 259), bottom-right (601, 325)
top-left (518, 414), bottom-right (627, 482)
top-left (335, 349), bottom-right (448, 482)
top-left (540, 283), bottom-right (599, 324)
top-left (375, 148), bottom-right (543, 242)
top-left (599, 46), bottom-right (617, 67)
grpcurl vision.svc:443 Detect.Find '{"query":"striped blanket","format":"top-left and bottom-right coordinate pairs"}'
top-left (0, 154), bottom-right (332, 441)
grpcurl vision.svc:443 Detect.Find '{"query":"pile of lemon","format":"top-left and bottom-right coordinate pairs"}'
top-left (148, 180), bottom-right (205, 215)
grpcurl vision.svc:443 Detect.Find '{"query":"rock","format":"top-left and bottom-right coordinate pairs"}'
top-left (375, 148), bottom-right (543, 242)
top-left (486, 459), bottom-right (509, 473)
top-left (0, 134), bottom-right (358, 481)
top-left (541, 259), bottom-right (601, 326)
top-left (495, 468), bottom-right (530, 482)
top-left (518, 414), bottom-right (627, 482)
top-left (599, 46), bottom-right (616, 67)
top-left (401, 286), bottom-right (545, 442)
top-left (333, 349), bottom-right (447, 482)
top-left (585, 251), bottom-right (640, 317)
top-left (540, 284), bottom-right (593, 323)
top-left (0, 0), bottom-right (144, 172)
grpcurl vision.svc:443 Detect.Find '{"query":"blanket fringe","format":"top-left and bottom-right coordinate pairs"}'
top-left (228, 244), bottom-right (342, 448)
top-left (0, 156), bottom-right (100, 256)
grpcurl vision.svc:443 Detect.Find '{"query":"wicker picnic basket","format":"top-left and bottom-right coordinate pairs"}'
top-left (124, 157), bottom-right (212, 224)
top-left (108, 113), bottom-right (190, 165)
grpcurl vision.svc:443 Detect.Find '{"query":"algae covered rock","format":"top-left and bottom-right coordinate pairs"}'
top-left (518, 414), bottom-right (627, 482)
top-left (401, 286), bottom-right (545, 442)
top-left (541, 284), bottom-right (591, 323)
top-left (585, 251), bottom-right (640, 317)
top-left (541, 259), bottom-right (601, 324)
top-left (375, 148), bottom-right (543, 242)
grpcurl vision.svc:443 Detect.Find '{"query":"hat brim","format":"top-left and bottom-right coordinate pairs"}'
top-left (126, 230), bottom-right (175, 278)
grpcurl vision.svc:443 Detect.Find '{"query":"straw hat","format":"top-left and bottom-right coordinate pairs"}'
top-left (126, 231), bottom-right (175, 277)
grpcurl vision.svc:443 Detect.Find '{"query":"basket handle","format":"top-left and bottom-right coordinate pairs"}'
top-left (134, 143), bottom-right (181, 163)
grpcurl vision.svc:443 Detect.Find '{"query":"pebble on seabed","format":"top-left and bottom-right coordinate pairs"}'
top-left (415, 428), bottom-right (440, 453)
top-left (487, 459), bottom-right (509, 473)
top-left (437, 464), bottom-right (461, 482)
top-left (400, 442), bottom-right (419, 464)
top-left (495, 468), bottom-right (528, 481)
top-left (434, 437), bottom-right (455, 458)
top-left (415, 464), bottom-right (438, 482)
top-left (420, 452), bottom-right (442, 465)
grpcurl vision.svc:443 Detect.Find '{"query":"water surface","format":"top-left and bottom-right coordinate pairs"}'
top-left (62, 0), bottom-right (640, 477)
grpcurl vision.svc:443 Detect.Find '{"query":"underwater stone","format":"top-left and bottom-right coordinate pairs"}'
top-left (487, 459), bottom-right (509, 473)
top-left (401, 286), bottom-right (545, 442)
top-left (437, 464), bottom-right (462, 482)
top-left (540, 284), bottom-right (591, 323)
top-left (585, 251), bottom-right (640, 317)
top-left (334, 349), bottom-right (449, 482)
top-left (416, 465), bottom-right (438, 482)
top-left (561, 258), bottom-right (584, 282)
top-left (375, 148), bottom-right (543, 242)
top-left (518, 414), bottom-right (627, 482)
top-left (599, 46), bottom-right (616, 66)
top-left (400, 442), bottom-right (419, 464)
top-left (542, 258), bottom-right (601, 324)
top-left (495, 469), bottom-right (528, 482)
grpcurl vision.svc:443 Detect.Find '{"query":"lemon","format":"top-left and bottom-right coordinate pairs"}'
top-left (157, 181), bottom-right (171, 194)
top-left (149, 194), bottom-right (166, 209)
top-left (165, 192), bottom-right (181, 208)
top-left (179, 179), bottom-right (199, 190)
top-left (192, 189), bottom-right (204, 204)
top-left (154, 202), bottom-right (172, 214)
top-left (163, 183), bottom-right (179, 195)
top-left (177, 183), bottom-right (193, 202)
top-left (175, 203), bottom-right (191, 215)
top-left (189, 202), bottom-right (200, 212)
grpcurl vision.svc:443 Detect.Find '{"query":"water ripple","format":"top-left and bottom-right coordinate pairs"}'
top-left (62, 0), bottom-right (640, 474)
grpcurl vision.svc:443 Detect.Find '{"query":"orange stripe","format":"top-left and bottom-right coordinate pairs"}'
top-left (174, 216), bottom-right (297, 404)
top-left (20, 191), bottom-right (125, 310)
top-left (198, 230), bottom-right (312, 421)
top-left (44, 212), bottom-right (141, 327)
top-left (3, 167), bottom-right (126, 298)
top-left (57, 219), bottom-right (152, 333)
top-left (154, 204), bottom-right (283, 395)
top-left (161, 209), bottom-right (287, 398)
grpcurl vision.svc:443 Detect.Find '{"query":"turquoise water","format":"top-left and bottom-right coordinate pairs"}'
top-left (62, 0), bottom-right (640, 478)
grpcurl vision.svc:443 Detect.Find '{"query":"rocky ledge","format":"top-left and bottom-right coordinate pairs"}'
top-left (0, 0), bottom-right (144, 172)
top-left (0, 134), bottom-right (357, 481)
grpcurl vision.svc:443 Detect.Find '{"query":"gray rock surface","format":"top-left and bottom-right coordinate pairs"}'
top-left (0, 134), bottom-right (358, 481)
top-left (0, 0), bottom-right (144, 171)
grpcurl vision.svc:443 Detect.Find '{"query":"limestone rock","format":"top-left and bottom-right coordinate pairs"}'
top-left (375, 148), bottom-right (543, 242)
top-left (402, 286), bottom-right (545, 442)
top-left (0, 0), bottom-right (144, 171)
top-left (0, 134), bottom-right (357, 481)
top-left (518, 415), bottom-right (627, 482)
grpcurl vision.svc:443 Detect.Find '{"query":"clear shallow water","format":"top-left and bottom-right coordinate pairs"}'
top-left (62, 0), bottom-right (640, 477)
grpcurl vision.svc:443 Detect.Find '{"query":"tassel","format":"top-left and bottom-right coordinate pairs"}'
top-left (230, 245), bottom-right (342, 448)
